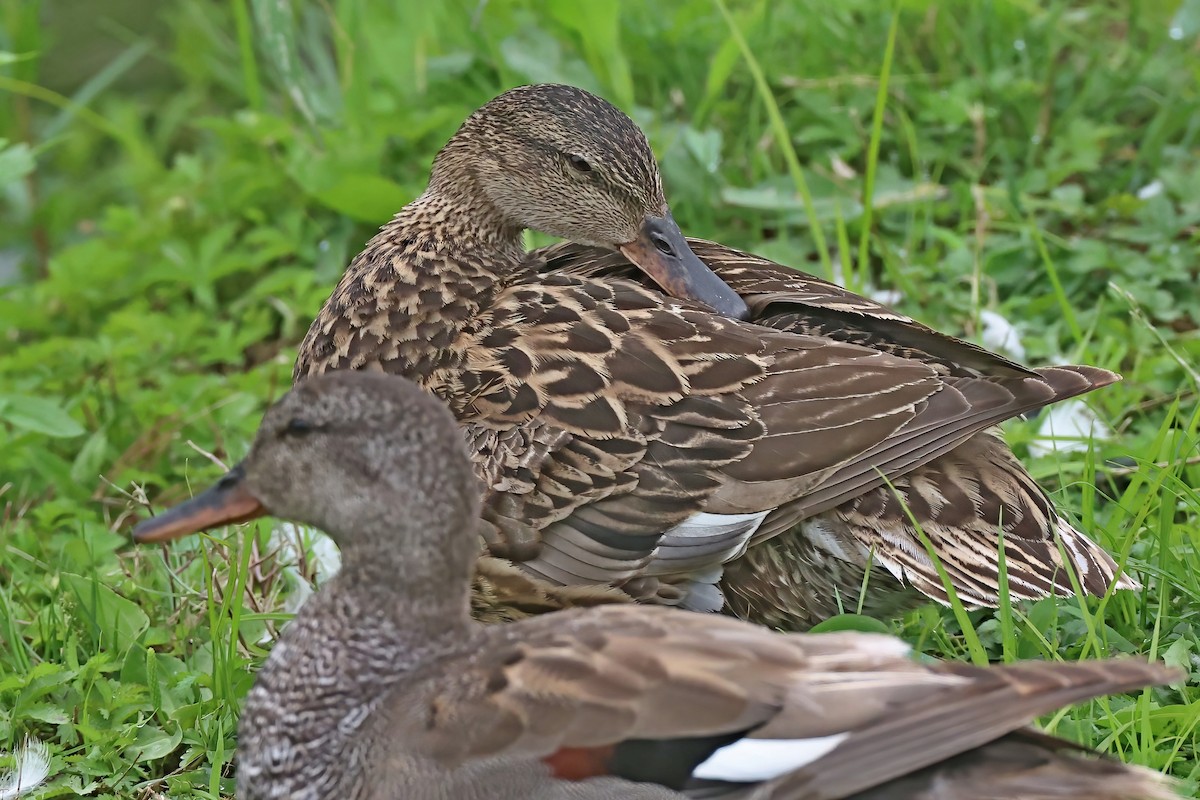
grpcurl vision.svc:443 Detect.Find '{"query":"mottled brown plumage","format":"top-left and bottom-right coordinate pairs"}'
top-left (293, 83), bottom-right (1134, 625)
top-left (131, 372), bottom-right (1177, 800)
top-left (541, 238), bottom-right (1139, 628)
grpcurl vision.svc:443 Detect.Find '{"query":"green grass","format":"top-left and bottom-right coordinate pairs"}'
top-left (2, 0), bottom-right (1199, 796)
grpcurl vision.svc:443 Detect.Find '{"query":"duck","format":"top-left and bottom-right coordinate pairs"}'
top-left (292, 82), bottom-right (1135, 627)
top-left (131, 371), bottom-right (1177, 800)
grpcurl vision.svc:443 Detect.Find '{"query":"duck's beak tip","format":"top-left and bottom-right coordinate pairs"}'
top-left (132, 465), bottom-right (266, 543)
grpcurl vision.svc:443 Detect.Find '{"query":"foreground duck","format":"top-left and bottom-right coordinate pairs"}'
top-left (293, 83), bottom-right (1135, 627)
top-left (132, 373), bottom-right (1175, 800)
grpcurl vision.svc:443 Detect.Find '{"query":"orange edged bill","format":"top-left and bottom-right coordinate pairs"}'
top-left (619, 212), bottom-right (749, 321)
top-left (132, 464), bottom-right (267, 543)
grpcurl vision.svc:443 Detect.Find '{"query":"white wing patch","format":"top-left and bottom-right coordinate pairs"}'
top-left (649, 511), bottom-right (770, 572)
top-left (691, 733), bottom-right (849, 782)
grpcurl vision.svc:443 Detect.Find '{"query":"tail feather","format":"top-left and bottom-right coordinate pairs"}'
top-left (836, 734), bottom-right (1177, 800)
top-left (758, 659), bottom-right (1179, 800)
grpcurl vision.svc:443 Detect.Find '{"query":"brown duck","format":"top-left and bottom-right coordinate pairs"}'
top-left (132, 372), bottom-right (1176, 800)
top-left (293, 83), bottom-right (1135, 628)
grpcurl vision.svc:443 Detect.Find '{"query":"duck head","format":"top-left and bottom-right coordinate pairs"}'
top-left (132, 373), bottom-right (481, 586)
top-left (429, 83), bottom-right (749, 320)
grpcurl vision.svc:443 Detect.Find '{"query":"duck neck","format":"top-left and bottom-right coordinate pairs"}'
top-left (392, 185), bottom-right (527, 264)
top-left (271, 527), bottom-right (475, 684)
top-left (297, 180), bottom-right (528, 385)
top-left (238, 562), bottom-right (473, 799)
top-left (302, 567), bottom-right (471, 669)
top-left (321, 559), bottom-right (473, 659)
top-left (337, 533), bottom-right (475, 631)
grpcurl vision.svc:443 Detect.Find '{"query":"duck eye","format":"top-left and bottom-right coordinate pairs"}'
top-left (650, 231), bottom-right (675, 257)
top-left (283, 418), bottom-right (315, 437)
top-left (566, 154), bottom-right (593, 173)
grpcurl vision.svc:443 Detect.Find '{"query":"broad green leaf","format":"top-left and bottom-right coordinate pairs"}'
top-left (309, 174), bottom-right (413, 223)
top-left (60, 573), bottom-right (150, 655)
top-left (132, 724), bottom-right (184, 762)
top-left (0, 394), bottom-right (86, 438)
top-left (22, 703), bottom-right (71, 725)
top-left (1163, 636), bottom-right (1194, 675)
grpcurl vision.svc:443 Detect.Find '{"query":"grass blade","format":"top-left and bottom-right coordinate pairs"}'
top-left (711, 0), bottom-right (834, 280)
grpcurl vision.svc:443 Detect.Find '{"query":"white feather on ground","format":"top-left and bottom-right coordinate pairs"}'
top-left (978, 309), bottom-right (1027, 361)
top-left (0, 737), bottom-right (51, 800)
top-left (1029, 399), bottom-right (1113, 458)
top-left (1137, 179), bottom-right (1164, 200)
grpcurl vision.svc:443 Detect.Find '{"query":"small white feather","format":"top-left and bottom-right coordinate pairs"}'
top-left (1137, 179), bottom-right (1163, 200)
top-left (828, 262), bottom-right (905, 307)
top-left (1028, 399), bottom-right (1112, 458)
top-left (798, 518), bottom-right (854, 562)
top-left (271, 522), bottom-right (342, 585)
top-left (868, 288), bottom-right (904, 306)
top-left (978, 309), bottom-right (1026, 360)
top-left (0, 737), bottom-right (52, 800)
top-left (691, 734), bottom-right (849, 782)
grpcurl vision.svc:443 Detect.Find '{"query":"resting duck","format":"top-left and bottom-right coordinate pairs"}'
top-left (292, 83), bottom-right (1135, 627)
top-left (131, 372), bottom-right (1176, 800)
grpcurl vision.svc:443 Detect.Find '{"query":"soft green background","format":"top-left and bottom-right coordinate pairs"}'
top-left (1, 0), bottom-right (1198, 796)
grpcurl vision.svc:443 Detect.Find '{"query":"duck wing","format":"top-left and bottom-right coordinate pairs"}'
top-left (541, 239), bottom-right (1132, 617)
top-left (385, 606), bottom-right (1175, 799)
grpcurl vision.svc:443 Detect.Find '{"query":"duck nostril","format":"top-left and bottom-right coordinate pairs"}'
top-left (651, 234), bottom-right (674, 257)
top-left (216, 466), bottom-right (245, 490)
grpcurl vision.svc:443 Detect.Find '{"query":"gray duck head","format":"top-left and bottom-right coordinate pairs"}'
top-left (132, 373), bottom-right (481, 585)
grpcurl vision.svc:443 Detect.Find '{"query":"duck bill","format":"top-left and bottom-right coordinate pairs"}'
top-left (619, 213), bottom-right (749, 321)
top-left (132, 464), bottom-right (267, 543)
